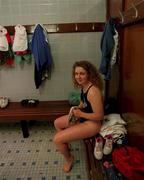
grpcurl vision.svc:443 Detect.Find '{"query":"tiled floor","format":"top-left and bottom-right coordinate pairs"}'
top-left (0, 121), bottom-right (89, 180)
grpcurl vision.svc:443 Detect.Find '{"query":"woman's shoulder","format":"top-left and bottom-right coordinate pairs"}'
top-left (88, 85), bottom-right (102, 96)
top-left (88, 85), bottom-right (103, 103)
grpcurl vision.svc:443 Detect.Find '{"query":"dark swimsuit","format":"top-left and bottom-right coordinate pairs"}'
top-left (80, 85), bottom-right (93, 123)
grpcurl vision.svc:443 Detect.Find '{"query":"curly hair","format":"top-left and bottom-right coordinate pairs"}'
top-left (72, 60), bottom-right (103, 91)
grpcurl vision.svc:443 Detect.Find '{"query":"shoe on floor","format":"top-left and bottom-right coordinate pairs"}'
top-left (94, 136), bottom-right (103, 160)
top-left (0, 97), bottom-right (9, 108)
top-left (103, 134), bottom-right (113, 155)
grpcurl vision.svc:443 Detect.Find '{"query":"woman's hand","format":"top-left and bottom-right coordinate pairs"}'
top-left (73, 108), bottom-right (82, 118)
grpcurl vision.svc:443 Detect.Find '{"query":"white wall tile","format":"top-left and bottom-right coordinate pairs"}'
top-left (0, 0), bottom-right (105, 25)
top-left (0, 0), bottom-right (105, 101)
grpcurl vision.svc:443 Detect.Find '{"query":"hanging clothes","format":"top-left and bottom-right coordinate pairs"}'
top-left (0, 25), bottom-right (8, 51)
top-left (110, 29), bottom-right (119, 67)
top-left (99, 17), bottom-right (118, 80)
top-left (12, 24), bottom-right (31, 65)
top-left (30, 24), bottom-right (53, 89)
top-left (0, 25), bottom-right (14, 66)
top-left (13, 24), bottom-right (28, 52)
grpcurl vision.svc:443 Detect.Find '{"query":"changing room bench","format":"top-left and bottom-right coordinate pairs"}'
top-left (0, 101), bottom-right (70, 138)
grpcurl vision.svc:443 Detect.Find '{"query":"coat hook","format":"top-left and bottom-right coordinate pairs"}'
top-left (119, 10), bottom-right (124, 23)
top-left (92, 23), bottom-right (95, 30)
top-left (131, 3), bottom-right (138, 18)
top-left (75, 24), bottom-right (78, 31)
top-left (56, 24), bottom-right (59, 32)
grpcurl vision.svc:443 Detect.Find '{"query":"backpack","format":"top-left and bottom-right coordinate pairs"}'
top-left (112, 146), bottom-right (144, 180)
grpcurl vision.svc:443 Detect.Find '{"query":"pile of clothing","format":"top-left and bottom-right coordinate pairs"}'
top-left (100, 113), bottom-right (127, 142)
top-left (0, 25), bottom-right (14, 66)
top-left (94, 114), bottom-right (127, 160)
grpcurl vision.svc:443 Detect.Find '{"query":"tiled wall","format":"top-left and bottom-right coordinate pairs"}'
top-left (0, 0), bottom-right (105, 25)
top-left (0, 0), bottom-right (106, 101)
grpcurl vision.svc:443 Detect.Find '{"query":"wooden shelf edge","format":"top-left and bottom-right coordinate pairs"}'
top-left (5, 22), bottom-right (105, 35)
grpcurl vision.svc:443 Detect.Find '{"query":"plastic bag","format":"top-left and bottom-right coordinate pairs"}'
top-left (68, 90), bottom-right (80, 106)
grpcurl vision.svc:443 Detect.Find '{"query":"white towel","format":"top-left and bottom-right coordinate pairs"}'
top-left (100, 114), bottom-right (127, 142)
top-left (0, 25), bottom-right (8, 51)
top-left (13, 24), bottom-right (28, 52)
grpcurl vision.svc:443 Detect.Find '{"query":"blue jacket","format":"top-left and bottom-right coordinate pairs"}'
top-left (99, 18), bottom-right (116, 80)
top-left (30, 24), bottom-right (53, 88)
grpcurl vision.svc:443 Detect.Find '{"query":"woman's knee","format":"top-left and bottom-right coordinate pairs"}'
top-left (54, 115), bottom-right (68, 130)
top-left (54, 117), bottom-right (62, 131)
top-left (54, 118), bottom-right (59, 129)
top-left (53, 133), bottom-right (62, 145)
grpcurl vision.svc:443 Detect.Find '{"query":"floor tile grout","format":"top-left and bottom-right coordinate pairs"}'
top-left (0, 121), bottom-right (89, 180)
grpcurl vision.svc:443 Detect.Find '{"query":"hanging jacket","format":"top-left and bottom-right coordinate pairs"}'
top-left (30, 24), bottom-right (53, 89)
top-left (99, 17), bottom-right (116, 80)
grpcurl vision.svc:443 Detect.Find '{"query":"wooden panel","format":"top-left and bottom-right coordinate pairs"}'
top-left (120, 23), bottom-right (144, 118)
top-left (122, 1), bottom-right (144, 26)
top-left (84, 138), bottom-right (105, 180)
top-left (107, 0), bottom-right (144, 26)
top-left (125, 0), bottom-right (131, 9)
top-left (5, 22), bottom-right (105, 35)
top-left (124, 0), bottom-right (142, 10)
top-left (0, 101), bottom-right (70, 122)
top-left (106, 0), bottom-right (124, 19)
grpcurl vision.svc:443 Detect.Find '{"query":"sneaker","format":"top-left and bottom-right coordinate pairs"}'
top-left (94, 137), bottom-right (103, 160)
top-left (103, 134), bottom-right (113, 155)
top-left (21, 99), bottom-right (39, 107)
top-left (0, 97), bottom-right (9, 108)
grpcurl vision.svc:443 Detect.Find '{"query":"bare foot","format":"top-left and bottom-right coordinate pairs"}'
top-left (63, 156), bottom-right (74, 173)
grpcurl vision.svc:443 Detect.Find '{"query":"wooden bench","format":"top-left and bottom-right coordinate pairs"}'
top-left (84, 137), bottom-right (105, 180)
top-left (0, 100), bottom-right (70, 138)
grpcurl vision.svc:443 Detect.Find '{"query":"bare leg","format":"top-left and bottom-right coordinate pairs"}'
top-left (54, 115), bottom-right (69, 131)
top-left (57, 142), bottom-right (74, 172)
top-left (53, 120), bottom-right (101, 172)
top-left (54, 115), bottom-right (72, 150)
top-left (54, 115), bottom-right (74, 172)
